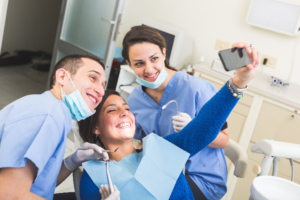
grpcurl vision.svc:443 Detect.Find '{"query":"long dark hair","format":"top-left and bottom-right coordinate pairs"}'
top-left (122, 25), bottom-right (177, 71)
top-left (78, 90), bottom-right (121, 146)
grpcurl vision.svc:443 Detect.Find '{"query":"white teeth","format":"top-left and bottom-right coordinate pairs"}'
top-left (119, 123), bottom-right (130, 128)
top-left (147, 74), bottom-right (155, 78)
top-left (88, 95), bottom-right (96, 103)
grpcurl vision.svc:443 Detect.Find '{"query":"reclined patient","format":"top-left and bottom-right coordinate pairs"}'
top-left (77, 64), bottom-right (256, 200)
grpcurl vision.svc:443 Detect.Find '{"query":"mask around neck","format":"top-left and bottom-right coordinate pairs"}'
top-left (135, 66), bottom-right (168, 89)
top-left (60, 72), bottom-right (94, 121)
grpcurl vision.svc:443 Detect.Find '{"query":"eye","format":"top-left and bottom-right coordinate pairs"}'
top-left (125, 108), bottom-right (130, 111)
top-left (107, 110), bottom-right (116, 113)
top-left (135, 62), bottom-right (143, 66)
top-left (151, 57), bottom-right (158, 61)
top-left (90, 76), bottom-right (96, 81)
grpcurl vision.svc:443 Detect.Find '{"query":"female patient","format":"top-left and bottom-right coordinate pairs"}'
top-left (78, 44), bottom-right (259, 200)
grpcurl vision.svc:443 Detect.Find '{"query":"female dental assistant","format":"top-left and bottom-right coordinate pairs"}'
top-left (123, 26), bottom-right (232, 200)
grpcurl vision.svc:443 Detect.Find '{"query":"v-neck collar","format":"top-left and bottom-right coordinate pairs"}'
top-left (138, 71), bottom-right (181, 109)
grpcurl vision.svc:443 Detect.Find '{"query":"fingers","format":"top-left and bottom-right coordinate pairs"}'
top-left (232, 41), bottom-right (261, 70)
top-left (104, 185), bottom-right (110, 197)
top-left (256, 51), bottom-right (261, 67)
top-left (173, 120), bottom-right (187, 127)
top-left (172, 116), bottom-right (185, 122)
top-left (80, 142), bottom-right (109, 160)
top-left (113, 185), bottom-right (119, 192)
top-left (232, 41), bottom-right (251, 53)
top-left (100, 185), bottom-right (107, 199)
top-left (108, 191), bottom-right (120, 200)
top-left (173, 124), bottom-right (182, 132)
top-left (100, 184), bottom-right (110, 198)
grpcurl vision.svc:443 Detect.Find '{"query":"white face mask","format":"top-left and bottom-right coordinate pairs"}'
top-left (134, 66), bottom-right (169, 89)
top-left (60, 72), bottom-right (94, 121)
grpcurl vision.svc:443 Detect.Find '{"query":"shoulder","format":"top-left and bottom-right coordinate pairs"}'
top-left (128, 85), bottom-right (144, 105)
top-left (174, 71), bottom-right (217, 93)
top-left (3, 91), bottom-right (70, 129)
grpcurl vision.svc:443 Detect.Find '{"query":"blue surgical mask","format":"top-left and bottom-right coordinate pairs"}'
top-left (135, 66), bottom-right (168, 89)
top-left (60, 72), bottom-right (95, 121)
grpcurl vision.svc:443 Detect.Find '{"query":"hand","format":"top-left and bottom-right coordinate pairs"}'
top-left (100, 185), bottom-right (120, 200)
top-left (64, 142), bottom-right (109, 171)
top-left (231, 41), bottom-right (261, 88)
top-left (172, 113), bottom-right (192, 132)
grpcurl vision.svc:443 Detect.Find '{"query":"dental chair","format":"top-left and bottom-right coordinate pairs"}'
top-left (72, 138), bottom-right (248, 200)
top-left (249, 139), bottom-right (300, 200)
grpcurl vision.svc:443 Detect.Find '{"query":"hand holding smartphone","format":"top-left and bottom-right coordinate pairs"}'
top-left (218, 48), bottom-right (251, 71)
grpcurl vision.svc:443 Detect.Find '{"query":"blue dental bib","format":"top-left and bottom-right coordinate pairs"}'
top-left (83, 133), bottom-right (190, 200)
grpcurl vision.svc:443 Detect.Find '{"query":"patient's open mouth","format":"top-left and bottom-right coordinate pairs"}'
top-left (116, 122), bottom-right (131, 128)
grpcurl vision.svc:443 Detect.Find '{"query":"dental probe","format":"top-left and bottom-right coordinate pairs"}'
top-left (105, 161), bottom-right (114, 194)
top-left (162, 100), bottom-right (180, 116)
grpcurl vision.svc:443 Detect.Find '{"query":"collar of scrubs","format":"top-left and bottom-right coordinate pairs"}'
top-left (139, 71), bottom-right (182, 109)
top-left (82, 133), bottom-right (190, 200)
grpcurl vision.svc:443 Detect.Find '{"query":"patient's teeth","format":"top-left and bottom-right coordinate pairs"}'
top-left (118, 123), bottom-right (130, 128)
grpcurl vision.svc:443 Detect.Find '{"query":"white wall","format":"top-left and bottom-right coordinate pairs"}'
top-left (1, 0), bottom-right (62, 54)
top-left (117, 0), bottom-right (300, 85)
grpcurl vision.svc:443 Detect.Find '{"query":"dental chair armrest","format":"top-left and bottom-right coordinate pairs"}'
top-left (73, 166), bottom-right (83, 200)
top-left (225, 139), bottom-right (248, 178)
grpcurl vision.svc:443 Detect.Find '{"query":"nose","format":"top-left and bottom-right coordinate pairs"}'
top-left (144, 61), bottom-right (154, 74)
top-left (120, 108), bottom-right (129, 118)
top-left (95, 84), bottom-right (105, 98)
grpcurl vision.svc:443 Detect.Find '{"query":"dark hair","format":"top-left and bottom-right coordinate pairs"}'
top-left (49, 54), bottom-right (105, 89)
top-left (78, 90), bottom-right (122, 146)
top-left (122, 25), bottom-right (177, 71)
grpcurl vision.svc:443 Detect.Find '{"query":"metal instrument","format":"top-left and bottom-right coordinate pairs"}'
top-left (105, 161), bottom-right (114, 194)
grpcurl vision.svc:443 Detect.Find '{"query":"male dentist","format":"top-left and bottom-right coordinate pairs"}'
top-left (0, 55), bottom-right (119, 200)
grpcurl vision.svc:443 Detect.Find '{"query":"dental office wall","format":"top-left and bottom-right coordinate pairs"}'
top-left (1, 0), bottom-right (62, 54)
top-left (116, 0), bottom-right (300, 86)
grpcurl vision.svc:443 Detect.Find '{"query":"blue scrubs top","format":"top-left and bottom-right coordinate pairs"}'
top-left (128, 71), bottom-right (227, 200)
top-left (0, 91), bottom-right (72, 200)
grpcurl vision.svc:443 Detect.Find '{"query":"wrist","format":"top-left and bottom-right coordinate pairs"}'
top-left (64, 154), bottom-right (81, 171)
top-left (232, 76), bottom-right (248, 89)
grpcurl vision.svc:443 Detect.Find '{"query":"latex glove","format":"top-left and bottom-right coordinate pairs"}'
top-left (64, 142), bottom-right (109, 171)
top-left (172, 112), bottom-right (192, 132)
top-left (100, 185), bottom-right (120, 200)
top-left (231, 41), bottom-right (260, 88)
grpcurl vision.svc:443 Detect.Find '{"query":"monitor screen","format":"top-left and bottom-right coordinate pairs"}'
top-left (142, 25), bottom-right (175, 60)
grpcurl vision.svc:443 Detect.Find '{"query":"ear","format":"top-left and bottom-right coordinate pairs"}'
top-left (55, 68), bottom-right (68, 86)
top-left (162, 48), bottom-right (166, 61)
top-left (93, 126), bottom-right (101, 136)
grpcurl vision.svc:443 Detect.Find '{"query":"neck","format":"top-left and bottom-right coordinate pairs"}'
top-left (103, 139), bottom-right (136, 162)
top-left (50, 85), bottom-right (62, 100)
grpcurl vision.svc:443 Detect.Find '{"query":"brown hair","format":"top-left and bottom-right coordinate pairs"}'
top-left (122, 25), bottom-right (177, 71)
top-left (78, 90), bottom-right (122, 146)
top-left (49, 54), bottom-right (105, 89)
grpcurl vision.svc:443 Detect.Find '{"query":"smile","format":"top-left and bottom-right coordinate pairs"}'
top-left (144, 71), bottom-right (158, 80)
top-left (116, 122), bottom-right (131, 128)
top-left (87, 94), bottom-right (98, 105)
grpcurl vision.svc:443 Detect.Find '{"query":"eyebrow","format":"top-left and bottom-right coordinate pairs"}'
top-left (104, 103), bottom-right (128, 111)
top-left (133, 53), bottom-right (158, 62)
top-left (88, 70), bottom-right (101, 76)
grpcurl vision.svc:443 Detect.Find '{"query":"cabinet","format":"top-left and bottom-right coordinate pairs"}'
top-left (232, 100), bottom-right (300, 199)
top-left (192, 67), bottom-right (300, 200)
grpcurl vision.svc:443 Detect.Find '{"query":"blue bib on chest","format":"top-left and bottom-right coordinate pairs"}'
top-left (83, 133), bottom-right (190, 200)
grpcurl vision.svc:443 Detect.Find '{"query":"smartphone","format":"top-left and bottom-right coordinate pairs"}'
top-left (218, 48), bottom-right (251, 71)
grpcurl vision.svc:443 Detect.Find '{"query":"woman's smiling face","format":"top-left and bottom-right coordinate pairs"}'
top-left (128, 42), bottom-right (166, 82)
top-left (95, 94), bottom-right (135, 144)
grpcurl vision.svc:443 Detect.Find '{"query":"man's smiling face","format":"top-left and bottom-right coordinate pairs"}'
top-left (66, 57), bottom-right (106, 112)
